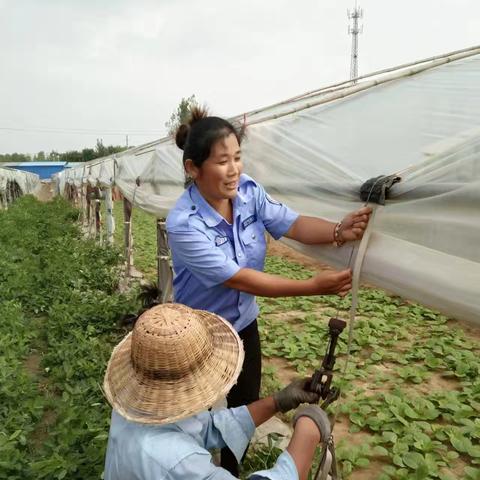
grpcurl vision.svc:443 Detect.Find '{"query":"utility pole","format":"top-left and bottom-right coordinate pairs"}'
top-left (348, 1), bottom-right (363, 83)
top-left (126, 134), bottom-right (129, 148)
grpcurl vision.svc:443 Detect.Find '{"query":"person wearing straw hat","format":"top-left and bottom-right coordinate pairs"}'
top-left (166, 107), bottom-right (371, 474)
top-left (103, 303), bottom-right (331, 480)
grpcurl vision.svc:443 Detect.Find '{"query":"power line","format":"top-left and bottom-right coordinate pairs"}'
top-left (0, 126), bottom-right (161, 136)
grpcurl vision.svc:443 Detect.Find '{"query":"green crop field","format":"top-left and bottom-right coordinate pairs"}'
top-left (0, 197), bottom-right (139, 479)
top-left (1, 197), bottom-right (479, 479)
top-left (253, 259), bottom-right (480, 480)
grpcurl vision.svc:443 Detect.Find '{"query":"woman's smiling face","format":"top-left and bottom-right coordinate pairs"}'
top-left (189, 132), bottom-right (243, 203)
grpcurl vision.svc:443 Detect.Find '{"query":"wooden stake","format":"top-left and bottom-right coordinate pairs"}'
top-left (104, 187), bottom-right (115, 245)
top-left (95, 197), bottom-right (101, 242)
top-left (123, 198), bottom-right (133, 277)
top-left (156, 219), bottom-right (173, 303)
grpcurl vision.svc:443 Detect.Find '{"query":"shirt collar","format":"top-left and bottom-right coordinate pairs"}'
top-left (189, 182), bottom-right (249, 227)
top-left (235, 188), bottom-right (247, 206)
top-left (189, 184), bottom-right (226, 227)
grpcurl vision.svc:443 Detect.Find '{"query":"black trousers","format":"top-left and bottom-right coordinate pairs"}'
top-left (220, 320), bottom-right (262, 476)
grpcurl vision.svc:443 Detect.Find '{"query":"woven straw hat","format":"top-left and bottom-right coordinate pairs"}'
top-left (103, 303), bottom-right (244, 424)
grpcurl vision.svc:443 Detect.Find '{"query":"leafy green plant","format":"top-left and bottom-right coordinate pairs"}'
top-left (255, 255), bottom-right (480, 479)
top-left (0, 196), bottom-right (139, 479)
top-left (241, 433), bottom-right (284, 479)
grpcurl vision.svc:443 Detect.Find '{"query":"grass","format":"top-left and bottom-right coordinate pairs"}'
top-left (104, 200), bottom-right (158, 281)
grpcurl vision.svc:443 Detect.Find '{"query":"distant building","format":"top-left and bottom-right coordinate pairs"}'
top-left (2, 162), bottom-right (83, 180)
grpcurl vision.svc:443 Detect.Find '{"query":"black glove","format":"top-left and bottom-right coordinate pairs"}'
top-left (273, 378), bottom-right (319, 413)
top-left (293, 405), bottom-right (331, 442)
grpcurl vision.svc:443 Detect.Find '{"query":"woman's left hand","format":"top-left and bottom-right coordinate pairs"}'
top-left (338, 206), bottom-right (372, 242)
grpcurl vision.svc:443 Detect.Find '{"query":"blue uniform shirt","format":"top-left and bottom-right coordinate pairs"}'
top-left (166, 174), bottom-right (299, 332)
top-left (104, 407), bottom-right (299, 480)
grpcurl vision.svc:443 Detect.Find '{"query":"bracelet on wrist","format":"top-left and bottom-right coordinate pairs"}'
top-left (333, 221), bottom-right (345, 247)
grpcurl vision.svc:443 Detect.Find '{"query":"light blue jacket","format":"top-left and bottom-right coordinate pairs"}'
top-left (104, 406), bottom-right (298, 480)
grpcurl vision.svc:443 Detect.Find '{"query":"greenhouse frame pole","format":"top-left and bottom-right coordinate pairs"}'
top-left (123, 198), bottom-right (133, 277)
top-left (104, 187), bottom-right (115, 245)
top-left (94, 197), bottom-right (101, 242)
top-left (156, 219), bottom-right (173, 304)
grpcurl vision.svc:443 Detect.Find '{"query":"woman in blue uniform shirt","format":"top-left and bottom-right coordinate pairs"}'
top-left (166, 108), bottom-right (371, 474)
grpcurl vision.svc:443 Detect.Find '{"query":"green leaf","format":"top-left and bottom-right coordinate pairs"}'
top-left (438, 473), bottom-right (457, 480)
top-left (8, 430), bottom-right (22, 440)
top-left (342, 460), bottom-right (353, 475)
top-left (446, 450), bottom-right (459, 460)
top-left (403, 404), bottom-right (419, 419)
top-left (393, 442), bottom-right (410, 455)
top-left (382, 431), bottom-right (398, 443)
top-left (464, 466), bottom-right (480, 480)
top-left (373, 446), bottom-right (389, 457)
top-left (469, 446), bottom-right (480, 458)
top-left (350, 412), bottom-right (366, 427)
top-left (356, 457), bottom-right (370, 468)
top-left (449, 434), bottom-right (473, 453)
top-left (403, 451), bottom-right (425, 470)
top-left (393, 455), bottom-right (404, 467)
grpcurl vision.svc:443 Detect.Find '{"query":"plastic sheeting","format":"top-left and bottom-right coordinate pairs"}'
top-left (55, 47), bottom-right (480, 324)
top-left (0, 166), bottom-right (41, 207)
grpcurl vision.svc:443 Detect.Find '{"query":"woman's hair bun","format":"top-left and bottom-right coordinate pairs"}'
top-left (174, 106), bottom-right (209, 150)
top-left (175, 124), bottom-right (190, 150)
top-left (189, 106), bottom-right (208, 124)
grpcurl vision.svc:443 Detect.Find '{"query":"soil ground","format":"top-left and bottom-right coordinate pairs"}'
top-left (35, 182), bottom-right (54, 202)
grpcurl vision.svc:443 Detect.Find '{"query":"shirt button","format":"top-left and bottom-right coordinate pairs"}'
top-left (239, 301), bottom-right (243, 306)
top-left (252, 234), bottom-right (256, 240)
top-left (191, 205), bottom-right (196, 210)
top-left (238, 252), bottom-right (243, 258)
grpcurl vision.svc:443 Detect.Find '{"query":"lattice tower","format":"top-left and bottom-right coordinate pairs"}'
top-left (348, 2), bottom-right (363, 83)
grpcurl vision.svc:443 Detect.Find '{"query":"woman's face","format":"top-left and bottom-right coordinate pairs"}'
top-left (190, 133), bottom-right (243, 202)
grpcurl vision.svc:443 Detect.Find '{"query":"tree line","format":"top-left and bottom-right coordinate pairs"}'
top-left (0, 140), bottom-right (128, 164)
top-left (2, 94), bottom-right (199, 164)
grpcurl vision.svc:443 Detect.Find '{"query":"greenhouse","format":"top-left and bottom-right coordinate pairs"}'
top-left (56, 45), bottom-right (480, 325)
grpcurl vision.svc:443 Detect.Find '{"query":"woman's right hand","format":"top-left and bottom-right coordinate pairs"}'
top-left (310, 269), bottom-right (352, 296)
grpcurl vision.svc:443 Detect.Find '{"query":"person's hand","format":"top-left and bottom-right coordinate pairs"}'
top-left (273, 378), bottom-right (320, 413)
top-left (310, 269), bottom-right (352, 297)
top-left (338, 206), bottom-right (372, 243)
top-left (293, 405), bottom-right (331, 444)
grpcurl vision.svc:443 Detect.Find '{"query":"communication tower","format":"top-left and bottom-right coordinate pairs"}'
top-left (348, 2), bottom-right (363, 83)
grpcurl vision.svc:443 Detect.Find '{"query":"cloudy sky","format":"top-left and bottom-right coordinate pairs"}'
top-left (1, 0), bottom-right (479, 154)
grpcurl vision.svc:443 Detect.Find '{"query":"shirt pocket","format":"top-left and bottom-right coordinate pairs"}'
top-left (241, 221), bottom-right (266, 270)
top-left (217, 239), bottom-right (236, 260)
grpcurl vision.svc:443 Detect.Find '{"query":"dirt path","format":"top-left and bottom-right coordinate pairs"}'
top-left (22, 318), bottom-right (59, 450)
top-left (35, 182), bottom-right (54, 202)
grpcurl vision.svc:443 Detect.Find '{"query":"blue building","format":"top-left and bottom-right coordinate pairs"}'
top-left (2, 162), bottom-right (80, 180)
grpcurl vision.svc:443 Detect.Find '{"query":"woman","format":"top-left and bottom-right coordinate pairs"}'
top-left (166, 108), bottom-right (371, 474)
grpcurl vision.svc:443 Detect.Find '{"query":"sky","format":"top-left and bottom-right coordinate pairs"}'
top-left (1, 0), bottom-right (479, 155)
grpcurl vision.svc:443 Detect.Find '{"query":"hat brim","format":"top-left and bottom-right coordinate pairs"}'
top-left (103, 310), bottom-right (244, 424)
